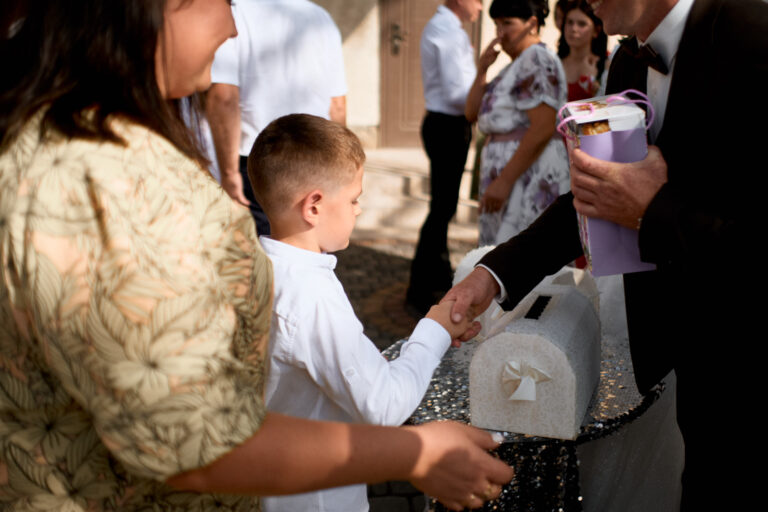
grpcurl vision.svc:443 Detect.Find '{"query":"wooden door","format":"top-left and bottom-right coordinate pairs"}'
top-left (379, 0), bottom-right (480, 147)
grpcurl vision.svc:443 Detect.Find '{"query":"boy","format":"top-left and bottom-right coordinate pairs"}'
top-left (247, 114), bottom-right (474, 512)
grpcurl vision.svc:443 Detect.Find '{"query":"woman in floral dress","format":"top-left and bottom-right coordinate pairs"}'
top-left (466, 0), bottom-right (570, 246)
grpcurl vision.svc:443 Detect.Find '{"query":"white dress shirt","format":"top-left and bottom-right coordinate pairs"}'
top-left (420, 5), bottom-right (477, 116)
top-left (260, 237), bottom-right (452, 512)
top-left (641, 0), bottom-right (694, 142)
top-left (210, 0), bottom-right (347, 155)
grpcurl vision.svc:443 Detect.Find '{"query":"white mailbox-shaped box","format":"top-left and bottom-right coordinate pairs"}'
top-left (469, 283), bottom-right (600, 440)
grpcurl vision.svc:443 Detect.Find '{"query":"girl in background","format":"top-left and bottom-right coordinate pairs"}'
top-left (557, 0), bottom-right (608, 101)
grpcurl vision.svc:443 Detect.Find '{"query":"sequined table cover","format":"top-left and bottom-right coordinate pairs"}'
top-left (382, 336), bottom-right (669, 511)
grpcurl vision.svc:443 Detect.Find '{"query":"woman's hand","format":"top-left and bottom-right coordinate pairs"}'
top-left (478, 37), bottom-right (501, 74)
top-left (405, 421), bottom-right (513, 511)
top-left (466, 38), bottom-right (502, 122)
top-left (479, 175), bottom-right (513, 213)
top-left (480, 104), bottom-right (559, 214)
top-left (167, 413), bottom-right (514, 510)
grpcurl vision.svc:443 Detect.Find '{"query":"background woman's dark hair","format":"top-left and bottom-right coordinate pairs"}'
top-left (489, 0), bottom-right (550, 27)
top-left (554, 0), bottom-right (570, 30)
top-left (0, 0), bottom-right (206, 164)
top-left (557, 0), bottom-right (608, 78)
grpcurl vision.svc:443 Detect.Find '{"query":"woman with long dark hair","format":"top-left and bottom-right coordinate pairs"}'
top-left (0, 2), bottom-right (512, 510)
top-left (557, 0), bottom-right (608, 101)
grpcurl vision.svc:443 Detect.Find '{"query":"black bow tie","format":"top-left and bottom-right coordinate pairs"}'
top-left (623, 38), bottom-right (669, 75)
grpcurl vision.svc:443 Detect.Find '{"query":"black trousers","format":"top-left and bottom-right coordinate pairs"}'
top-left (407, 111), bottom-right (472, 307)
top-left (239, 155), bottom-right (270, 236)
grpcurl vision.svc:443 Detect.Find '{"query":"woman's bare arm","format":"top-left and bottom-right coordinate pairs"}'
top-left (480, 104), bottom-right (558, 212)
top-left (465, 38), bottom-right (501, 123)
top-left (167, 412), bottom-right (514, 511)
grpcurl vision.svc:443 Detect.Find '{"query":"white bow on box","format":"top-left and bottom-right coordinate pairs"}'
top-left (501, 360), bottom-right (551, 401)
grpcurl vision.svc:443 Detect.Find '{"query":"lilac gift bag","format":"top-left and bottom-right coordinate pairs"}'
top-left (557, 90), bottom-right (656, 276)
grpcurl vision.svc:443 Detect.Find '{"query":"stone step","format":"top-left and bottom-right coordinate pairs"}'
top-left (356, 148), bottom-right (478, 244)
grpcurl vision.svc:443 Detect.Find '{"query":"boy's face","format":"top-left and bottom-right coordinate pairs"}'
top-left (317, 166), bottom-right (363, 253)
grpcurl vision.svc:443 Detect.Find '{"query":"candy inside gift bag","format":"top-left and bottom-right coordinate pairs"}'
top-left (557, 90), bottom-right (657, 277)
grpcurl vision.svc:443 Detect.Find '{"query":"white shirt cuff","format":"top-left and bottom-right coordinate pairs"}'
top-left (403, 318), bottom-right (452, 360)
top-left (476, 263), bottom-right (508, 303)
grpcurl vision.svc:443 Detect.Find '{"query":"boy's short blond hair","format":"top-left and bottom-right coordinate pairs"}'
top-left (247, 114), bottom-right (366, 216)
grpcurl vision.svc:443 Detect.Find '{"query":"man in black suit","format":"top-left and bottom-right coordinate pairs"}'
top-left (445, 0), bottom-right (767, 509)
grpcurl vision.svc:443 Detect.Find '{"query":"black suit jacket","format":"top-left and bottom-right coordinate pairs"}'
top-left (480, 0), bottom-right (768, 394)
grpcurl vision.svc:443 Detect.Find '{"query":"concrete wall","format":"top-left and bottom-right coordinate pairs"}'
top-left (314, 0), bottom-right (380, 146)
top-left (315, 0), bottom-right (619, 147)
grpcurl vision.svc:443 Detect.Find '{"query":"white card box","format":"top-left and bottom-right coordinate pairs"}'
top-left (469, 282), bottom-right (600, 440)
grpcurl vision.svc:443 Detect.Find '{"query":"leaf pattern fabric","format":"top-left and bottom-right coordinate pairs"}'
top-left (0, 111), bottom-right (272, 511)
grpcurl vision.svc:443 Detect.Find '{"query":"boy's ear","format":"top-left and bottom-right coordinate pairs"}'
top-left (299, 189), bottom-right (324, 226)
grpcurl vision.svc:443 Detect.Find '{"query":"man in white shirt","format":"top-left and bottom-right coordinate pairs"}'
top-left (406, 0), bottom-right (482, 315)
top-left (206, 0), bottom-right (347, 235)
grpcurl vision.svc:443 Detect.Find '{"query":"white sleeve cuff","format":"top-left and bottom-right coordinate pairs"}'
top-left (476, 263), bottom-right (508, 303)
top-left (402, 318), bottom-right (452, 361)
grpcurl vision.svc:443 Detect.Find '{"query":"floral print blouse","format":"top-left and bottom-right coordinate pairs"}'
top-left (478, 43), bottom-right (566, 136)
top-left (0, 112), bottom-right (273, 511)
top-left (476, 43), bottom-right (570, 245)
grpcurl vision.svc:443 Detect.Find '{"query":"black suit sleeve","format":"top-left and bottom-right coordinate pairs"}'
top-left (478, 192), bottom-right (583, 310)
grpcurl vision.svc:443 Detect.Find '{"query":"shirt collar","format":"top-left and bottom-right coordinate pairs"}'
top-left (641, 0), bottom-right (694, 71)
top-left (437, 4), bottom-right (463, 29)
top-left (259, 236), bottom-right (337, 270)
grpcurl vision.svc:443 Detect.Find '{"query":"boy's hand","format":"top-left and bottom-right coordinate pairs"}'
top-left (427, 301), bottom-right (480, 345)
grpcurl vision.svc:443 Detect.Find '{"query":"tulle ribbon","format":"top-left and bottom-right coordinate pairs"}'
top-left (501, 360), bottom-right (552, 401)
top-left (555, 88), bottom-right (655, 140)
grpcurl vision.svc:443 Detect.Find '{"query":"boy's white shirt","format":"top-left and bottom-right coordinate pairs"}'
top-left (259, 236), bottom-right (451, 512)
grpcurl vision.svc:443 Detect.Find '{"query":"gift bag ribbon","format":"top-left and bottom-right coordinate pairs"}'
top-left (501, 360), bottom-right (551, 401)
top-left (555, 88), bottom-right (656, 141)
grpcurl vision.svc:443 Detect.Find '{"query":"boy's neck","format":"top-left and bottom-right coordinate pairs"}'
top-left (268, 223), bottom-right (323, 253)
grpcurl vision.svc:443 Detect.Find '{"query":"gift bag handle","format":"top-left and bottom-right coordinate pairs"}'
top-left (556, 89), bottom-right (655, 140)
